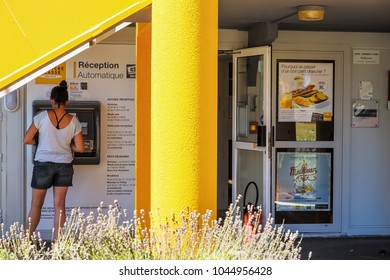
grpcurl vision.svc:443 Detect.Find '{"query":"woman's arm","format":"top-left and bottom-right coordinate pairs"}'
top-left (71, 132), bottom-right (85, 153)
top-left (23, 122), bottom-right (38, 145)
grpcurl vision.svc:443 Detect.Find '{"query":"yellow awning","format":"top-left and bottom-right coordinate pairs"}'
top-left (0, 0), bottom-right (151, 96)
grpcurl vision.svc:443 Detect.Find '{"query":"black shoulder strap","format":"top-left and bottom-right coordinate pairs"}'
top-left (51, 109), bottom-right (68, 129)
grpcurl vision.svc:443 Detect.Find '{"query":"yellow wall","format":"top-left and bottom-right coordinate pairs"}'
top-left (150, 0), bottom-right (218, 218)
top-left (135, 22), bottom-right (152, 219)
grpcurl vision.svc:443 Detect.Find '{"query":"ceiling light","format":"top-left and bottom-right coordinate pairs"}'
top-left (298, 5), bottom-right (325, 21)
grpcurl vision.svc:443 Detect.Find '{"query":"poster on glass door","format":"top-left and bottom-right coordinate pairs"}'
top-left (277, 60), bottom-right (334, 122)
top-left (275, 149), bottom-right (332, 212)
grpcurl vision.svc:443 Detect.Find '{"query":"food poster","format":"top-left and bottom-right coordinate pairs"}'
top-left (278, 60), bottom-right (334, 122)
top-left (275, 150), bottom-right (332, 212)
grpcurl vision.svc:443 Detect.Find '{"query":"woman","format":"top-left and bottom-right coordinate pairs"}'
top-left (23, 80), bottom-right (84, 239)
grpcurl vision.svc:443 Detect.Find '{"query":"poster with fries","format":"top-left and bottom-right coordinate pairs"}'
top-left (277, 60), bottom-right (334, 122)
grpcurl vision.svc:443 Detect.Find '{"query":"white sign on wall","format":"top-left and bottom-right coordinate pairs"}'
top-left (353, 49), bottom-right (380, 64)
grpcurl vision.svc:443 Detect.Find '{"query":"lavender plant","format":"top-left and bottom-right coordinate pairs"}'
top-left (0, 197), bottom-right (308, 260)
top-left (0, 222), bottom-right (49, 260)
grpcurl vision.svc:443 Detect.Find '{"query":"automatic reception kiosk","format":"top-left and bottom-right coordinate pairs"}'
top-left (32, 100), bottom-right (101, 164)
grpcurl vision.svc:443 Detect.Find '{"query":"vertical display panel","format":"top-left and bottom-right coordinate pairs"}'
top-left (276, 60), bottom-right (335, 141)
top-left (275, 148), bottom-right (333, 224)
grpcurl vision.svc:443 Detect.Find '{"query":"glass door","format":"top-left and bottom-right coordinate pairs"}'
top-left (271, 51), bottom-right (343, 233)
top-left (232, 46), bottom-right (271, 220)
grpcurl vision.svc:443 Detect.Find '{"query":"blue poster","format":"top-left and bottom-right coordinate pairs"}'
top-left (276, 151), bottom-right (332, 211)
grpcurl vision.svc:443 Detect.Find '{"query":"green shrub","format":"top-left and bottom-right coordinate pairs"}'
top-left (0, 197), bottom-right (308, 260)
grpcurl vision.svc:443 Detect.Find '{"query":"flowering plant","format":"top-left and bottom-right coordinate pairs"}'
top-left (0, 196), bottom-right (309, 260)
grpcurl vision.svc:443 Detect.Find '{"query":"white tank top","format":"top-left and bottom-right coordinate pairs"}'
top-left (34, 110), bottom-right (82, 163)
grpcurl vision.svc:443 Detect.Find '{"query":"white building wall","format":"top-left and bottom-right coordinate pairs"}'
top-left (273, 31), bottom-right (390, 235)
top-left (1, 88), bottom-right (25, 228)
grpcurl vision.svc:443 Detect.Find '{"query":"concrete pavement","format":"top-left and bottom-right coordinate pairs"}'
top-left (300, 236), bottom-right (390, 260)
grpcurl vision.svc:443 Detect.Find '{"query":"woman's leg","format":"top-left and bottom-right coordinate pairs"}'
top-left (28, 188), bottom-right (47, 235)
top-left (53, 186), bottom-right (68, 240)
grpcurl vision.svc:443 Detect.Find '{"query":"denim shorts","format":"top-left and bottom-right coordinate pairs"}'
top-left (31, 161), bottom-right (74, 189)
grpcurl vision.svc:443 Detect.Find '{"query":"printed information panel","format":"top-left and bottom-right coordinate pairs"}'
top-left (106, 97), bottom-right (135, 197)
top-left (275, 148), bottom-right (333, 224)
top-left (277, 60), bottom-right (334, 123)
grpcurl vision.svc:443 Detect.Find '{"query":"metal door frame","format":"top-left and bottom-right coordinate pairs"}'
top-left (232, 46), bottom-right (272, 219)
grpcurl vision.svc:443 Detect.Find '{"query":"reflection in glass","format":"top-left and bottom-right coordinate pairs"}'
top-left (236, 55), bottom-right (264, 143)
top-left (237, 149), bottom-right (264, 214)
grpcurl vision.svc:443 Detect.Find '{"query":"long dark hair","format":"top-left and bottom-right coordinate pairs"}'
top-left (50, 80), bottom-right (68, 107)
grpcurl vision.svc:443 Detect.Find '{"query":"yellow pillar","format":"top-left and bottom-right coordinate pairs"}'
top-left (151, 0), bottom-right (218, 218)
top-left (135, 22), bottom-right (152, 218)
